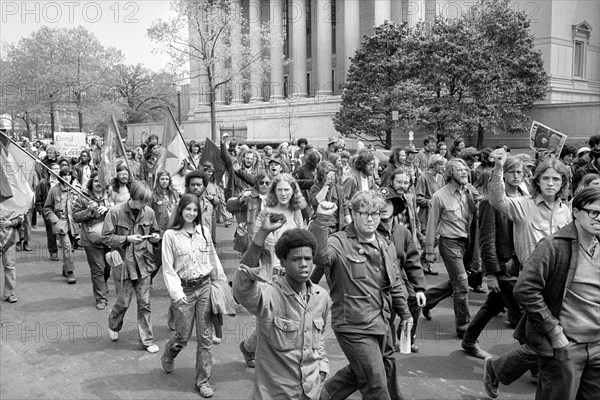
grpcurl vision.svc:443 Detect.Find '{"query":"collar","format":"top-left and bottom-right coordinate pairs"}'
top-left (172, 224), bottom-right (204, 236)
top-left (345, 223), bottom-right (382, 245)
top-left (279, 276), bottom-right (319, 297)
top-left (448, 181), bottom-right (465, 194)
top-left (533, 194), bottom-right (563, 208)
top-left (554, 222), bottom-right (578, 240)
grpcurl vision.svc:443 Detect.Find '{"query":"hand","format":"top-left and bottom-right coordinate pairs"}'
top-left (233, 160), bottom-right (241, 172)
top-left (425, 253), bottom-right (436, 263)
top-left (149, 233), bottom-right (161, 243)
top-left (400, 317), bottom-right (414, 333)
top-left (97, 206), bottom-right (108, 215)
top-left (316, 201), bottom-right (337, 216)
top-left (240, 190), bottom-right (253, 200)
top-left (259, 212), bottom-right (287, 233)
top-left (176, 296), bottom-right (190, 306)
top-left (127, 234), bottom-right (144, 244)
top-left (492, 148), bottom-right (507, 170)
top-left (484, 275), bottom-right (501, 293)
top-left (0, 219), bottom-right (12, 229)
top-left (415, 292), bottom-right (426, 307)
top-left (325, 171), bottom-right (336, 186)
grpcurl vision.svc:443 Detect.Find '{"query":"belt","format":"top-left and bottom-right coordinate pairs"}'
top-left (180, 275), bottom-right (210, 288)
top-left (273, 267), bottom-right (286, 277)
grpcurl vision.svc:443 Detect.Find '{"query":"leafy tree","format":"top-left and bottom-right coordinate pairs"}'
top-left (334, 0), bottom-right (547, 149)
top-left (148, 0), bottom-right (282, 142)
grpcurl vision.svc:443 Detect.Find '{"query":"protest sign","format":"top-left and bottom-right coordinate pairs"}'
top-left (529, 121), bottom-right (567, 157)
top-left (54, 132), bottom-right (87, 158)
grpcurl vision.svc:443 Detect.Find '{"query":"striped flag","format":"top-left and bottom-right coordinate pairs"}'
top-left (155, 107), bottom-right (191, 181)
top-left (0, 132), bottom-right (35, 217)
top-left (98, 116), bottom-right (128, 189)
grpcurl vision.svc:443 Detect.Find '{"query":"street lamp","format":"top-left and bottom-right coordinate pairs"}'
top-left (176, 85), bottom-right (182, 126)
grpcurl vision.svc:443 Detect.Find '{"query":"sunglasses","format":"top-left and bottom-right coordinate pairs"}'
top-left (259, 181), bottom-right (271, 186)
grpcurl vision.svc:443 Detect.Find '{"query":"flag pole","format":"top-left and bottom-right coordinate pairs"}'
top-left (0, 131), bottom-right (93, 202)
top-left (167, 106), bottom-right (196, 170)
top-left (111, 115), bottom-right (133, 173)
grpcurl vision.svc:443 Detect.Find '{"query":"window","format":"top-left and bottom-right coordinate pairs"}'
top-left (283, 0), bottom-right (289, 57)
top-left (284, 76), bottom-right (289, 98)
top-left (571, 21), bottom-right (592, 79)
top-left (307, 73), bottom-right (311, 97)
top-left (306, 1), bottom-right (312, 58)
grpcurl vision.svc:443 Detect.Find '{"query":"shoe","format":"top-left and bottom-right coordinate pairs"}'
top-left (224, 220), bottom-right (231, 227)
top-left (96, 302), bottom-right (106, 310)
top-left (23, 242), bottom-right (32, 251)
top-left (15, 242), bottom-right (22, 251)
top-left (5, 295), bottom-right (17, 303)
top-left (411, 343), bottom-right (419, 353)
top-left (461, 341), bottom-right (491, 359)
top-left (457, 331), bottom-right (465, 339)
top-left (108, 328), bottom-right (119, 341)
top-left (483, 356), bottom-right (499, 398)
top-left (504, 320), bottom-right (518, 329)
top-left (50, 253), bottom-right (59, 261)
top-left (239, 341), bottom-right (256, 368)
top-left (197, 383), bottom-right (214, 398)
top-left (422, 307), bottom-right (432, 321)
top-left (423, 266), bottom-right (439, 276)
top-left (212, 335), bottom-right (222, 345)
top-left (161, 355), bottom-right (174, 373)
top-left (146, 344), bottom-right (159, 353)
top-left (472, 285), bottom-right (488, 294)
top-left (66, 272), bottom-right (76, 284)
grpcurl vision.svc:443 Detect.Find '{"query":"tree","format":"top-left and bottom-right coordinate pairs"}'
top-left (148, 0), bottom-right (282, 142)
top-left (334, 0), bottom-right (548, 149)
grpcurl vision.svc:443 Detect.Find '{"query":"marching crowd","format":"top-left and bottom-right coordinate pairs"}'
top-left (1, 132), bottom-right (600, 400)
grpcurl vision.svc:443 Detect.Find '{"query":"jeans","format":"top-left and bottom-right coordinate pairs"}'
top-left (58, 232), bottom-right (75, 273)
top-left (108, 275), bottom-right (154, 347)
top-left (492, 343), bottom-right (539, 385)
top-left (463, 279), bottom-right (522, 345)
top-left (1, 245), bottom-right (16, 298)
top-left (163, 280), bottom-right (212, 386)
top-left (43, 218), bottom-right (58, 254)
top-left (424, 237), bottom-right (470, 334)
top-left (536, 340), bottom-right (600, 400)
top-left (323, 330), bottom-right (405, 400)
top-left (83, 246), bottom-right (110, 305)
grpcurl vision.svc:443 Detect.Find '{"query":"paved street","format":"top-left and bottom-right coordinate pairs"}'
top-left (1, 224), bottom-right (536, 400)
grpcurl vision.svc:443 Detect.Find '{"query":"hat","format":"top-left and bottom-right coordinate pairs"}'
top-left (459, 147), bottom-right (480, 160)
top-left (105, 250), bottom-right (123, 269)
top-left (577, 146), bottom-right (591, 157)
top-left (515, 153), bottom-right (535, 166)
top-left (378, 187), bottom-right (406, 216)
top-left (263, 145), bottom-right (273, 151)
top-left (404, 144), bottom-right (418, 154)
top-left (327, 137), bottom-right (339, 145)
top-left (267, 157), bottom-right (282, 165)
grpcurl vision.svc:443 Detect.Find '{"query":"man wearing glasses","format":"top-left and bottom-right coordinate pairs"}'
top-left (310, 190), bottom-right (412, 399)
top-left (509, 187), bottom-right (600, 400)
top-left (422, 158), bottom-right (479, 339)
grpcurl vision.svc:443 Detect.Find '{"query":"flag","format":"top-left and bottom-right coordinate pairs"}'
top-left (0, 132), bottom-right (36, 217)
top-left (98, 116), bottom-right (127, 189)
top-left (156, 108), bottom-right (190, 180)
top-left (200, 138), bottom-right (227, 184)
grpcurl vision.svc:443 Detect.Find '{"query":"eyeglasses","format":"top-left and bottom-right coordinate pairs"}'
top-left (580, 208), bottom-right (600, 220)
top-left (356, 211), bottom-right (381, 220)
top-left (259, 181), bottom-right (271, 186)
top-left (367, 162), bottom-right (376, 167)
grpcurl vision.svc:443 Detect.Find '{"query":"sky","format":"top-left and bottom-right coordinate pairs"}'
top-left (0, 0), bottom-right (176, 71)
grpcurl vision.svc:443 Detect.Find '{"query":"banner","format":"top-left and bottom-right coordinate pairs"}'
top-left (98, 117), bottom-right (127, 189)
top-left (529, 121), bottom-right (568, 157)
top-left (0, 132), bottom-right (35, 217)
top-left (54, 132), bottom-right (87, 158)
top-left (156, 108), bottom-right (191, 179)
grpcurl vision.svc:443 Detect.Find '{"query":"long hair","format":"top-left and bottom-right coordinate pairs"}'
top-left (86, 171), bottom-right (100, 194)
top-left (444, 158), bottom-right (468, 184)
top-left (530, 159), bottom-right (569, 199)
top-left (111, 163), bottom-right (132, 192)
top-left (153, 171), bottom-right (178, 203)
top-left (574, 174), bottom-right (600, 195)
top-left (265, 173), bottom-right (306, 210)
top-left (169, 194), bottom-right (202, 231)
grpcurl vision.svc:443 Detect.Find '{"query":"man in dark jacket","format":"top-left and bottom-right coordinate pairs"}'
top-left (510, 187), bottom-right (600, 400)
top-left (36, 162), bottom-right (60, 261)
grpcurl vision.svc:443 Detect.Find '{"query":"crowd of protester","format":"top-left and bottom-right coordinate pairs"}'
top-left (1, 131), bottom-right (599, 400)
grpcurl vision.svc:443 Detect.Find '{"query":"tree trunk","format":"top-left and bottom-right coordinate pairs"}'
top-left (209, 90), bottom-right (217, 142)
top-left (78, 110), bottom-right (84, 132)
top-left (385, 128), bottom-right (392, 150)
top-left (50, 103), bottom-right (55, 136)
top-left (476, 123), bottom-right (485, 149)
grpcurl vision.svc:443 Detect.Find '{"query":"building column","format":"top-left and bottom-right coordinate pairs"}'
top-left (270, 0), bottom-right (284, 101)
top-left (249, 0), bottom-right (264, 102)
top-left (405, 0), bottom-right (425, 27)
top-left (230, 0), bottom-right (244, 103)
top-left (315, 0), bottom-right (332, 97)
top-left (374, 0), bottom-right (392, 26)
top-left (343, 0), bottom-right (360, 84)
top-left (291, 0), bottom-right (307, 97)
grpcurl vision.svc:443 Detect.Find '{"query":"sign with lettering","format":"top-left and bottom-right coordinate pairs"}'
top-left (54, 132), bottom-right (87, 158)
top-left (529, 121), bottom-right (567, 157)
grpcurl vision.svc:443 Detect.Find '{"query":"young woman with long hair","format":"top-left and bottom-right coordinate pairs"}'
top-left (160, 194), bottom-right (227, 398)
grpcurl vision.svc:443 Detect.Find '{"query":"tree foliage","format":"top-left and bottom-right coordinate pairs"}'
top-left (334, 0), bottom-right (548, 149)
top-left (148, 0), bottom-right (282, 141)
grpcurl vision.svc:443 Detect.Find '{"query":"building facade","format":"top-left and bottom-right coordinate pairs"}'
top-left (176, 0), bottom-right (600, 148)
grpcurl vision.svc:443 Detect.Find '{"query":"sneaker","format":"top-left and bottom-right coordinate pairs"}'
top-left (66, 272), bottom-right (76, 284)
top-left (212, 335), bottom-right (222, 345)
top-left (15, 242), bottom-right (22, 251)
top-left (108, 328), bottom-right (119, 341)
top-left (146, 344), bottom-right (159, 353)
top-left (50, 253), bottom-right (60, 261)
top-left (23, 242), bottom-right (32, 251)
top-left (5, 294), bottom-right (17, 303)
top-left (161, 355), bottom-right (174, 373)
top-left (96, 302), bottom-right (106, 310)
top-left (411, 343), bottom-right (420, 353)
top-left (423, 265), bottom-right (439, 275)
top-left (461, 341), bottom-right (491, 359)
top-left (197, 382), bottom-right (214, 398)
top-left (422, 307), bottom-right (432, 321)
top-left (483, 356), bottom-right (499, 398)
top-left (239, 341), bottom-right (256, 368)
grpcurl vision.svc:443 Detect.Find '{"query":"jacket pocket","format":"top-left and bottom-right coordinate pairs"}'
top-left (348, 255), bottom-right (367, 280)
top-left (344, 294), bottom-right (371, 324)
top-left (311, 317), bottom-right (324, 349)
top-left (272, 316), bottom-right (300, 351)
